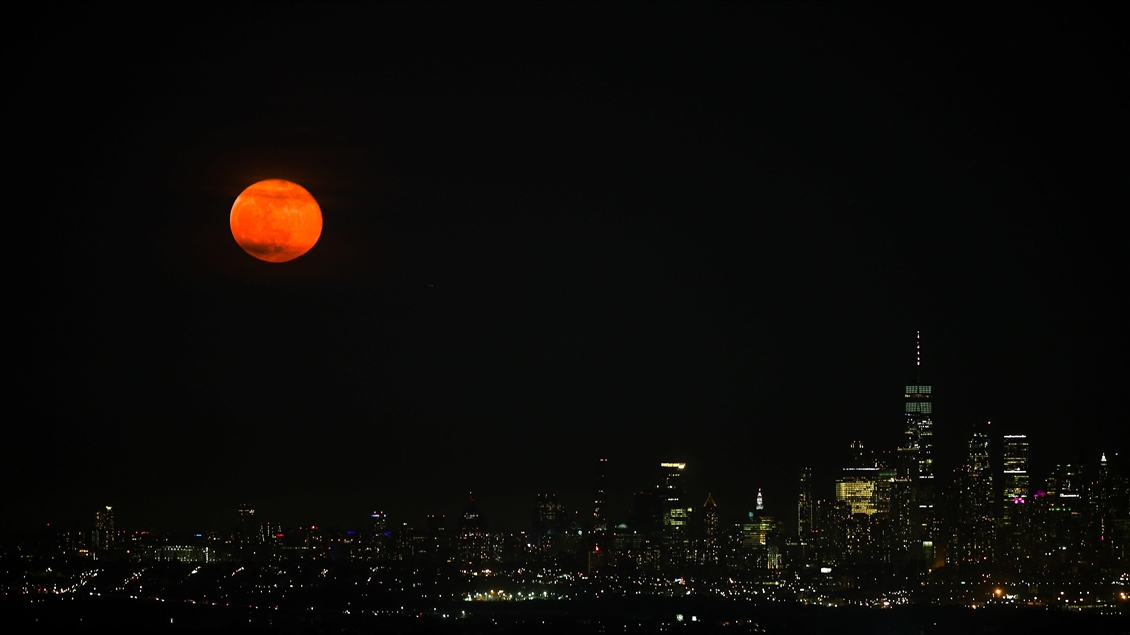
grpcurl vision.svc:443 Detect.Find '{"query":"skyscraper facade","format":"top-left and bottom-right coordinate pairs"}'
top-left (901, 333), bottom-right (935, 563)
top-left (797, 467), bottom-right (814, 539)
top-left (593, 458), bottom-right (608, 532)
top-left (237, 503), bottom-right (256, 544)
top-left (904, 387), bottom-right (934, 513)
top-left (1001, 434), bottom-right (1030, 560)
top-left (370, 510), bottom-right (389, 558)
top-left (659, 462), bottom-right (687, 530)
top-left (93, 505), bottom-right (114, 553)
top-left (533, 493), bottom-right (563, 548)
top-left (659, 462), bottom-right (689, 569)
top-left (952, 424), bottom-right (994, 566)
top-left (457, 493), bottom-right (490, 568)
top-left (836, 441), bottom-right (880, 516)
top-left (699, 493), bottom-right (720, 565)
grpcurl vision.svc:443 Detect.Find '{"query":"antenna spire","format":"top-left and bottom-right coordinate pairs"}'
top-left (916, 330), bottom-right (921, 383)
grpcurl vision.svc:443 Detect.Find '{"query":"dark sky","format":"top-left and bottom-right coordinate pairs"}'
top-left (3, 3), bottom-right (1124, 534)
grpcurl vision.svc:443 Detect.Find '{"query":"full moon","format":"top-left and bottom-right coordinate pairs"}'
top-left (230, 179), bottom-right (323, 263)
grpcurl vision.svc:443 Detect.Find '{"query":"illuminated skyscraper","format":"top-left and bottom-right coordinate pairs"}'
top-left (659, 462), bottom-right (687, 530)
top-left (533, 493), bottom-right (564, 556)
top-left (836, 441), bottom-right (879, 515)
top-left (1040, 462), bottom-right (1088, 564)
top-left (593, 458), bottom-right (609, 532)
top-left (902, 332), bottom-right (935, 559)
top-left (814, 499), bottom-right (851, 566)
top-left (93, 505), bottom-right (114, 553)
top-left (1047, 463), bottom-right (1081, 502)
top-left (370, 511), bottom-right (389, 558)
top-left (236, 502), bottom-right (257, 548)
top-left (659, 462), bottom-right (689, 569)
top-left (797, 467), bottom-right (814, 539)
top-left (457, 492), bottom-right (490, 568)
top-left (699, 493), bottom-right (720, 565)
top-left (1000, 434), bottom-right (1030, 560)
top-left (742, 491), bottom-right (780, 569)
top-left (794, 468), bottom-right (816, 565)
top-left (1090, 453), bottom-right (1113, 549)
top-left (422, 514), bottom-right (447, 561)
top-left (1002, 435), bottom-right (1030, 506)
top-left (953, 423), bottom-right (994, 565)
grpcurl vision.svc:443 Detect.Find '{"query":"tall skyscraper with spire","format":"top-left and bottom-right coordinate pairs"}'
top-left (901, 331), bottom-right (936, 562)
top-left (700, 493), bottom-right (720, 565)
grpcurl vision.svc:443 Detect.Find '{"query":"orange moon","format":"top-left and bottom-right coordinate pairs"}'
top-left (230, 179), bottom-right (322, 262)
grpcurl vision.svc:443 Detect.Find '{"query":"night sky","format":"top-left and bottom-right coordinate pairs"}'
top-left (3, 3), bottom-right (1124, 534)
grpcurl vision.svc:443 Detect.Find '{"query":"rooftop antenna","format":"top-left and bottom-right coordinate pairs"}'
top-left (916, 330), bottom-right (921, 384)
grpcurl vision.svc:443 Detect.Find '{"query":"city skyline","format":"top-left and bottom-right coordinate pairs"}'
top-left (37, 406), bottom-right (1125, 542)
top-left (16, 428), bottom-right (1126, 580)
top-left (3, 2), bottom-right (1124, 547)
top-left (7, 327), bottom-right (1121, 535)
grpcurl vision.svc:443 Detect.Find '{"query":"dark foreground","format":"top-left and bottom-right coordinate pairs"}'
top-left (5, 597), bottom-right (1127, 635)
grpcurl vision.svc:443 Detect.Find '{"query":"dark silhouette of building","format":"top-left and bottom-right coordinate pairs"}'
top-left (457, 493), bottom-right (491, 569)
top-left (698, 493), bottom-right (720, 566)
top-left (532, 493), bottom-right (564, 555)
top-left (369, 510), bottom-right (389, 559)
top-left (92, 505), bottom-right (114, 555)
top-left (593, 458), bottom-right (608, 532)
top-left (950, 423), bottom-right (994, 567)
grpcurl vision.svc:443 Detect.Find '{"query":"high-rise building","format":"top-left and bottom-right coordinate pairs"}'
top-left (237, 502), bottom-right (256, 545)
top-left (1039, 462), bottom-right (1087, 565)
top-left (1000, 434), bottom-right (1030, 560)
top-left (793, 468), bottom-right (816, 565)
top-left (593, 458), bottom-right (609, 532)
top-left (1047, 463), bottom-right (1082, 503)
top-left (901, 332), bottom-right (935, 561)
top-left (1002, 435), bottom-right (1030, 507)
top-left (417, 514), bottom-right (447, 562)
top-left (1089, 453), bottom-right (1114, 551)
top-left (629, 489), bottom-right (662, 535)
top-left (533, 493), bottom-right (564, 553)
top-left (1093, 452), bottom-right (1130, 563)
top-left (953, 423), bottom-right (994, 566)
top-left (259, 520), bottom-right (282, 549)
top-left (699, 493), bottom-right (720, 565)
top-left (887, 473), bottom-right (915, 564)
top-left (370, 510), bottom-right (389, 559)
top-left (659, 462), bottom-right (689, 569)
top-left (659, 462), bottom-right (687, 533)
top-left (742, 491), bottom-right (780, 569)
top-left (93, 505), bottom-right (114, 553)
top-left (457, 492), bottom-right (491, 568)
top-left (814, 499), bottom-right (851, 566)
top-left (797, 467), bottom-right (814, 539)
top-left (620, 490), bottom-right (662, 571)
top-left (836, 442), bottom-right (880, 515)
